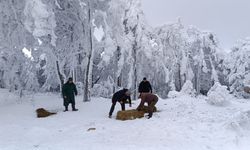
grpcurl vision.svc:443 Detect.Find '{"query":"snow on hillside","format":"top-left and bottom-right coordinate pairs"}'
top-left (0, 89), bottom-right (250, 150)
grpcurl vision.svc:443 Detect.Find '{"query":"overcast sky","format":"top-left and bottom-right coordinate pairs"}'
top-left (141, 0), bottom-right (250, 50)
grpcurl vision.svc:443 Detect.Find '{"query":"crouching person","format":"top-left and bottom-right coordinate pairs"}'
top-left (137, 93), bottom-right (158, 119)
top-left (109, 89), bottom-right (131, 118)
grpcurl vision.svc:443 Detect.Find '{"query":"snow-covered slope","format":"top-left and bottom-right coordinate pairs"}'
top-left (0, 90), bottom-right (250, 150)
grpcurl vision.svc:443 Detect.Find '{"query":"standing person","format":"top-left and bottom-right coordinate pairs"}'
top-left (109, 89), bottom-right (131, 118)
top-left (62, 77), bottom-right (78, 112)
top-left (136, 93), bottom-right (158, 119)
top-left (138, 77), bottom-right (152, 94)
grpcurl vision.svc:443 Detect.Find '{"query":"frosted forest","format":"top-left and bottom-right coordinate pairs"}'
top-left (1, 0), bottom-right (250, 100)
top-left (2, 1), bottom-right (250, 150)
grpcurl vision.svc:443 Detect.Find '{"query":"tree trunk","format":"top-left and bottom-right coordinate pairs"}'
top-left (114, 46), bottom-right (121, 92)
top-left (83, 1), bottom-right (94, 102)
top-left (196, 61), bottom-right (201, 94)
top-left (132, 42), bottom-right (138, 100)
top-left (56, 61), bottom-right (64, 91)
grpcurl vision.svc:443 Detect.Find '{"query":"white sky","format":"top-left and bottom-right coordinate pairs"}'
top-left (141, 0), bottom-right (250, 50)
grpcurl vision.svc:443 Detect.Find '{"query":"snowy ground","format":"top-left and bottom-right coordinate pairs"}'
top-left (1, 89), bottom-right (250, 150)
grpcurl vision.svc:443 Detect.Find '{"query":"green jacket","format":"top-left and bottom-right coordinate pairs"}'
top-left (62, 82), bottom-right (77, 102)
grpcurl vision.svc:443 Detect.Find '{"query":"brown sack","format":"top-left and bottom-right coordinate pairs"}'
top-left (116, 109), bottom-right (145, 121)
top-left (36, 108), bottom-right (56, 118)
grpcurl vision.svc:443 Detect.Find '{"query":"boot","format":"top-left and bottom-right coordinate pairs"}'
top-left (64, 106), bottom-right (68, 112)
top-left (148, 112), bottom-right (153, 119)
top-left (72, 105), bottom-right (78, 111)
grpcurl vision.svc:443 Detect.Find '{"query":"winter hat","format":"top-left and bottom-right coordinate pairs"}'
top-left (126, 90), bottom-right (131, 95)
top-left (124, 89), bottom-right (131, 95)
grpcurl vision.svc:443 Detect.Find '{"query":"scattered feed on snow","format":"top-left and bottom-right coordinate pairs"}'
top-left (87, 128), bottom-right (96, 132)
top-left (116, 109), bottom-right (145, 121)
top-left (36, 108), bottom-right (56, 118)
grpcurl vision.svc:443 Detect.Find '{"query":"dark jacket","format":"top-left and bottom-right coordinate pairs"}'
top-left (138, 81), bottom-right (152, 93)
top-left (137, 93), bottom-right (158, 110)
top-left (112, 89), bottom-right (131, 105)
top-left (62, 82), bottom-right (77, 104)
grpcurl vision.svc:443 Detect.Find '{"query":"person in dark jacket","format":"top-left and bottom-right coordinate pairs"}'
top-left (109, 89), bottom-right (132, 118)
top-left (138, 77), bottom-right (152, 94)
top-left (137, 93), bottom-right (158, 119)
top-left (62, 77), bottom-right (78, 112)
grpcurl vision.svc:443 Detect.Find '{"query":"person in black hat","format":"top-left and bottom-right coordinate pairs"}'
top-left (138, 77), bottom-right (152, 94)
top-left (62, 77), bottom-right (78, 111)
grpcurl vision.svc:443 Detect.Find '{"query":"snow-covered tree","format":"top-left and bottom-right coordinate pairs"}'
top-left (0, 0), bottom-right (39, 95)
top-left (223, 38), bottom-right (250, 98)
top-left (0, 0), bottom-right (241, 101)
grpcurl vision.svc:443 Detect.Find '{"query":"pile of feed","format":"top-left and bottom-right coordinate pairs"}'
top-left (116, 109), bottom-right (145, 121)
top-left (36, 108), bottom-right (56, 118)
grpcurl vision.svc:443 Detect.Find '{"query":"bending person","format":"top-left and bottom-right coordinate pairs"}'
top-left (137, 93), bottom-right (158, 119)
top-left (109, 89), bottom-right (131, 118)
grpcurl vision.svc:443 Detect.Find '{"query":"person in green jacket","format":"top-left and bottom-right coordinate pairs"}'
top-left (62, 78), bottom-right (78, 112)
